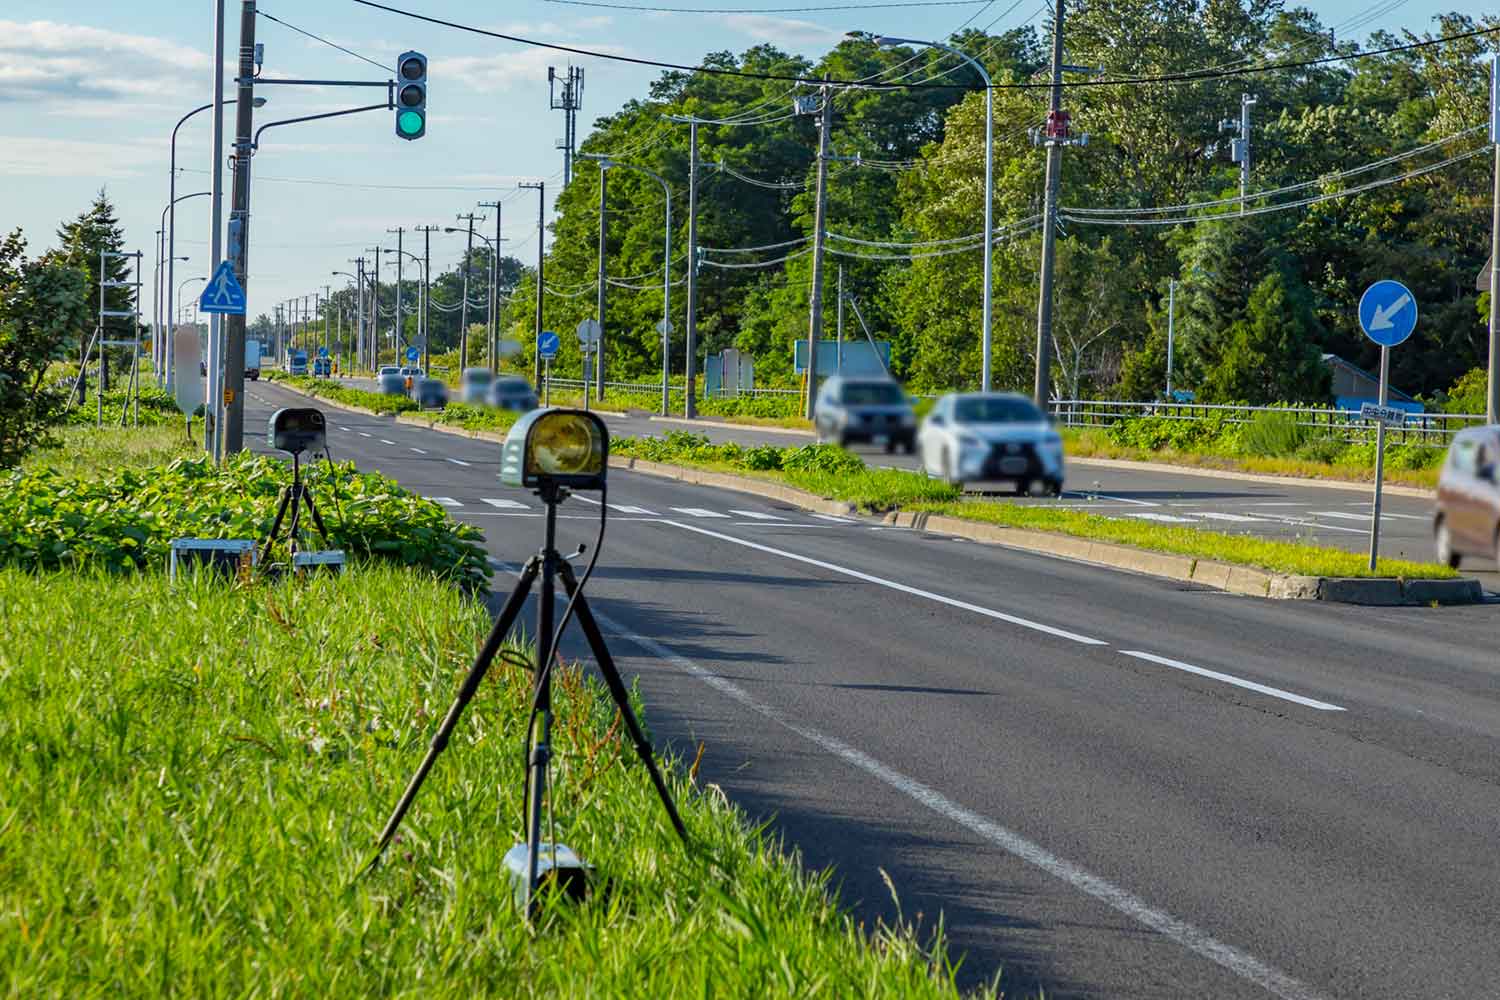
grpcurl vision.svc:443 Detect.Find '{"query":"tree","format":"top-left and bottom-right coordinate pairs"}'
top-left (1201, 270), bottom-right (1331, 404)
top-left (0, 230), bottom-right (91, 467)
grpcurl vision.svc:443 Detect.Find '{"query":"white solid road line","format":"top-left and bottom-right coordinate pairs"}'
top-left (410, 447), bottom-right (427, 455)
top-left (1120, 651), bottom-right (1345, 712)
top-left (446, 457), bottom-right (472, 467)
top-left (575, 602), bottom-right (1329, 1000)
top-left (660, 520), bottom-right (1107, 646)
top-left (482, 498), bottom-right (528, 509)
top-left (670, 507), bottom-right (730, 518)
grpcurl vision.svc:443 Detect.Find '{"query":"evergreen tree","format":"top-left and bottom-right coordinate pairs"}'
top-left (1201, 270), bottom-right (1331, 404)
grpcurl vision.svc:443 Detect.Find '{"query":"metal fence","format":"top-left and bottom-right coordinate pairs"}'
top-left (540, 377), bottom-right (800, 400)
top-left (1048, 399), bottom-right (1487, 448)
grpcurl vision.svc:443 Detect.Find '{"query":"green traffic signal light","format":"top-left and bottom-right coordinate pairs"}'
top-left (398, 110), bottom-right (424, 136)
top-left (395, 50), bottom-right (427, 141)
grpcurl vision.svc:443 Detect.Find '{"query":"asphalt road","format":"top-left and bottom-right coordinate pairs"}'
top-left (247, 381), bottom-right (1500, 999)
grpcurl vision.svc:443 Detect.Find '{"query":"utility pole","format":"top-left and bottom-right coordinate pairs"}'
top-left (804, 83), bottom-right (833, 421)
top-left (370, 246), bottom-right (382, 366)
top-left (836, 263), bottom-right (845, 373)
top-left (387, 226), bottom-right (405, 359)
top-left (349, 257), bottom-right (365, 369)
top-left (205, 0), bottom-right (227, 459)
top-left (1220, 92), bottom-right (1257, 214)
top-left (221, 0), bottom-right (257, 456)
top-left (548, 66), bottom-right (584, 185)
top-left (478, 201), bottom-right (503, 371)
top-left (1166, 278), bottom-right (1176, 401)
top-left (323, 284), bottom-right (331, 358)
top-left (455, 211), bottom-right (482, 369)
top-left (415, 226), bottom-right (439, 373)
top-left (1033, 0), bottom-right (1070, 410)
top-left (1487, 52), bottom-right (1499, 424)
top-left (520, 182), bottom-right (545, 386)
top-left (595, 163), bottom-right (608, 401)
top-left (675, 118), bottom-right (701, 419)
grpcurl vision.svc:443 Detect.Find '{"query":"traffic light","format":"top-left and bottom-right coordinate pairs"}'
top-left (395, 51), bottom-right (427, 140)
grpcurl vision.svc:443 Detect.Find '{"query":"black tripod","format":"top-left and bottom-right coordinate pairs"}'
top-left (368, 485), bottom-right (688, 906)
top-left (259, 450), bottom-right (330, 566)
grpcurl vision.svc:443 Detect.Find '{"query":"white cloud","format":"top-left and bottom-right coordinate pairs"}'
top-left (0, 20), bottom-right (209, 109)
top-left (0, 136), bottom-right (157, 178)
top-left (444, 42), bottom-right (630, 93)
top-left (723, 14), bottom-right (842, 46)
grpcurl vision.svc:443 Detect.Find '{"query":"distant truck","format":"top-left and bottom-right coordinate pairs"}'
top-left (244, 340), bottom-right (262, 380)
top-left (288, 350), bottom-right (308, 376)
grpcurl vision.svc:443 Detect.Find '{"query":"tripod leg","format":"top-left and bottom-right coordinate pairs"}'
top-left (557, 561), bottom-right (689, 845)
top-left (365, 557), bottom-right (541, 871)
top-left (259, 488), bottom-right (293, 566)
top-left (286, 485), bottom-right (304, 557)
top-left (301, 488), bottom-right (332, 547)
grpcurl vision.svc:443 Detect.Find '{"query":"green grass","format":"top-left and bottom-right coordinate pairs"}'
top-left (0, 567), bottom-right (989, 998)
top-left (267, 373), bottom-right (417, 415)
top-left (1063, 424), bottom-right (1444, 491)
top-left (612, 433), bottom-right (1457, 580)
top-left (21, 423), bottom-right (197, 477)
top-left (410, 402), bottom-right (524, 436)
top-left (912, 500), bottom-right (1456, 580)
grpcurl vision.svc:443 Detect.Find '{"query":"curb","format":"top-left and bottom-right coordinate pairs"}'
top-left (1066, 455), bottom-right (1436, 499)
top-left (608, 456), bottom-right (1481, 606)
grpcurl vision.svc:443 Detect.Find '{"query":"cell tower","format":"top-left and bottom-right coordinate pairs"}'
top-left (549, 66), bottom-right (585, 185)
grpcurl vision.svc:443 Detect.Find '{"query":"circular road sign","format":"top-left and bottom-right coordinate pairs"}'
top-left (317, 346), bottom-right (329, 358)
top-left (537, 330), bottom-right (560, 360)
top-left (1358, 279), bottom-right (1418, 348)
top-left (406, 346), bottom-right (420, 361)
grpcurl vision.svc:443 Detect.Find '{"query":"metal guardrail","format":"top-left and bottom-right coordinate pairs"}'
top-left (1048, 399), bottom-right (1487, 447)
top-left (541, 377), bottom-right (801, 400)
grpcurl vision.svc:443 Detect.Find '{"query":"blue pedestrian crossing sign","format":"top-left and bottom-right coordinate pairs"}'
top-left (1358, 279), bottom-right (1417, 348)
top-left (406, 346), bottom-right (420, 362)
top-left (199, 260), bottom-right (246, 315)
top-left (537, 330), bottom-right (560, 360)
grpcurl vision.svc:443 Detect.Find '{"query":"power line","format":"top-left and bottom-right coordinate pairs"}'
top-left (700, 247), bottom-right (814, 268)
top-left (350, 0), bottom-right (1499, 91)
top-left (544, 0), bottom-right (990, 9)
top-left (701, 235), bottom-right (812, 254)
top-left (257, 9), bottom-right (390, 73)
top-left (177, 166), bottom-right (525, 192)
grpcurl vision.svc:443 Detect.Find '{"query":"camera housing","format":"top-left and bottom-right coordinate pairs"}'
top-left (500, 408), bottom-right (608, 491)
top-left (268, 407), bottom-right (327, 455)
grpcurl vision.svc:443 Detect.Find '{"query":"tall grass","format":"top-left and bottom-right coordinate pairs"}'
top-left (21, 424), bottom-right (196, 477)
top-left (0, 567), bottom-right (987, 998)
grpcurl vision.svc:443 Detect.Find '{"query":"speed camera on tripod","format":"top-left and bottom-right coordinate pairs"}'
top-left (500, 408), bottom-right (608, 491)
top-left (268, 407), bottom-right (326, 455)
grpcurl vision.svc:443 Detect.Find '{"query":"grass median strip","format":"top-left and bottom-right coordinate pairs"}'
top-left (612, 433), bottom-right (1457, 581)
top-left (0, 566), bottom-right (988, 997)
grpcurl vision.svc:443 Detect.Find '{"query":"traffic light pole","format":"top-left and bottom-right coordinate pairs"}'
top-left (222, 0), bottom-right (257, 456)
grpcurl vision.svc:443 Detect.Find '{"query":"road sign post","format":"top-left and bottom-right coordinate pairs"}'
top-left (537, 331), bottom-right (559, 405)
top-left (576, 320), bottom-right (601, 412)
top-left (1358, 279), bottom-right (1418, 571)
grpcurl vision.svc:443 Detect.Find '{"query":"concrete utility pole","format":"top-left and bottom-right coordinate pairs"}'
top-left (1033, 0), bottom-right (1066, 410)
top-left (221, 0), bottom-right (257, 456)
top-left (680, 119), bottom-right (701, 418)
top-left (548, 66), bottom-right (585, 185)
top-left (478, 201), bottom-right (503, 370)
top-left (595, 163), bottom-right (608, 401)
top-left (1487, 53), bottom-right (1499, 423)
top-left (455, 212), bottom-right (482, 369)
top-left (415, 226), bottom-right (439, 373)
top-left (1221, 93), bottom-right (1257, 214)
top-left (1166, 278), bottom-right (1176, 401)
top-left (804, 83), bottom-right (833, 420)
top-left (387, 226), bottom-right (405, 359)
top-left (206, 0), bottom-right (227, 459)
top-left (370, 246), bottom-right (382, 366)
top-left (520, 181), bottom-right (545, 386)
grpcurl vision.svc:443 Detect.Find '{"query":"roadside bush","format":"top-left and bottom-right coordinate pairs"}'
top-left (1107, 414), bottom-right (1232, 452)
top-left (1241, 410), bottom-right (1308, 457)
top-left (781, 443), bottom-right (865, 476)
top-left (274, 373), bottom-right (417, 414)
top-left (60, 384), bottom-right (186, 427)
top-left (1293, 436), bottom-right (1346, 464)
top-left (0, 452), bottom-right (487, 587)
top-left (741, 444), bottom-right (785, 471)
top-left (431, 401), bottom-right (522, 434)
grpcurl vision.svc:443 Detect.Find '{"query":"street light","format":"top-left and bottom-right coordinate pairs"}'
top-left (332, 271), bottom-right (361, 373)
top-left (157, 191), bottom-right (207, 388)
top-left (868, 34), bottom-right (993, 392)
top-left (384, 246), bottom-right (426, 367)
top-left (579, 153), bottom-right (673, 415)
top-left (177, 277), bottom-right (206, 325)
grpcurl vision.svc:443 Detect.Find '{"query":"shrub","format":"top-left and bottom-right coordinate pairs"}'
top-left (1241, 410), bottom-right (1308, 457)
top-left (0, 452), bottom-right (488, 587)
top-left (1293, 436), bottom-right (1346, 464)
top-left (741, 445), bottom-right (785, 471)
top-left (780, 443), bottom-right (865, 476)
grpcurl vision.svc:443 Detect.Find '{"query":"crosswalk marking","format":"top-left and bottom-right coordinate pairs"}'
top-left (609, 504), bottom-right (657, 515)
top-left (410, 447), bottom-right (427, 454)
top-left (380, 439), bottom-right (396, 445)
top-left (446, 458), bottom-right (472, 467)
top-left (429, 497), bottom-right (462, 508)
top-left (338, 426), bottom-right (351, 432)
top-left (358, 432), bottom-right (371, 438)
top-left (1311, 510), bottom-right (1427, 523)
top-left (1128, 512), bottom-right (1198, 524)
top-left (482, 498), bottom-right (529, 510)
top-left (810, 513), bottom-right (855, 523)
top-left (730, 510), bottom-right (788, 521)
top-left (670, 507), bottom-right (729, 518)
top-left (1196, 512), bottom-right (1263, 523)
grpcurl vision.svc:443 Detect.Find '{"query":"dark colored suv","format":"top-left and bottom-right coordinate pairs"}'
top-left (1433, 425), bottom-right (1500, 568)
top-left (813, 375), bottom-right (916, 453)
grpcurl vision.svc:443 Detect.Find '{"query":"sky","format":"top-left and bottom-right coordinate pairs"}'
top-left (0, 0), bottom-right (1471, 324)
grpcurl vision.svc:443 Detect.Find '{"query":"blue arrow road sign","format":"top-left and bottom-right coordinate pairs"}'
top-left (199, 260), bottom-right (246, 315)
top-left (406, 346), bottom-right (420, 362)
top-left (1358, 279), bottom-right (1418, 348)
top-left (537, 330), bottom-right (560, 360)
top-left (318, 347), bottom-right (329, 358)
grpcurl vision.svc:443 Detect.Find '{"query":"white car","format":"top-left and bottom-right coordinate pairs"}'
top-left (918, 392), bottom-right (1064, 494)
